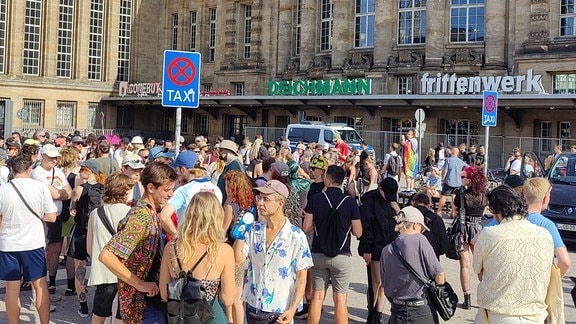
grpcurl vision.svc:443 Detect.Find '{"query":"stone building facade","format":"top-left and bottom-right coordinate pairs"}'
top-left (1, 0), bottom-right (575, 162)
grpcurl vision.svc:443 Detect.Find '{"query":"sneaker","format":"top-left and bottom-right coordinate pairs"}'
top-left (294, 304), bottom-right (309, 319)
top-left (50, 294), bottom-right (62, 302)
top-left (48, 285), bottom-right (56, 294)
top-left (50, 304), bottom-right (57, 312)
top-left (29, 299), bottom-right (56, 312)
top-left (78, 306), bottom-right (89, 318)
top-left (65, 288), bottom-right (76, 296)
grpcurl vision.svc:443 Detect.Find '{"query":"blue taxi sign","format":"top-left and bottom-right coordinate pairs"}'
top-left (162, 51), bottom-right (201, 108)
top-left (482, 90), bottom-right (498, 127)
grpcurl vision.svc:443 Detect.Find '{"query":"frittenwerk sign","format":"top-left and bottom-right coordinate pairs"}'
top-left (420, 69), bottom-right (543, 94)
top-left (268, 78), bottom-right (372, 96)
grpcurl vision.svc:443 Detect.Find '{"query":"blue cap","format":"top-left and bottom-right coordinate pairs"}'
top-left (150, 146), bottom-right (175, 160)
top-left (171, 151), bottom-right (199, 168)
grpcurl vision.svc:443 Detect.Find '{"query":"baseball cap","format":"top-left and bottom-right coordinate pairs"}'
top-left (333, 133), bottom-right (341, 141)
top-left (24, 138), bottom-right (39, 146)
top-left (5, 139), bottom-right (21, 150)
top-left (254, 180), bottom-right (289, 199)
top-left (71, 135), bottom-right (84, 143)
top-left (379, 177), bottom-right (399, 202)
top-left (131, 136), bottom-right (144, 144)
top-left (121, 137), bottom-right (131, 145)
top-left (310, 155), bottom-right (328, 171)
top-left (150, 146), bottom-right (175, 160)
top-left (400, 206), bottom-right (430, 231)
top-left (296, 143), bottom-right (306, 150)
top-left (171, 151), bottom-right (199, 169)
top-left (41, 144), bottom-right (61, 157)
top-left (271, 161), bottom-right (290, 177)
top-left (79, 159), bottom-right (100, 174)
top-left (122, 153), bottom-right (145, 169)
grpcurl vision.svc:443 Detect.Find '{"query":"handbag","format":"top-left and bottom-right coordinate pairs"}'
top-left (545, 264), bottom-right (565, 324)
top-left (445, 188), bottom-right (466, 260)
top-left (392, 241), bottom-right (458, 321)
top-left (166, 245), bottom-right (215, 324)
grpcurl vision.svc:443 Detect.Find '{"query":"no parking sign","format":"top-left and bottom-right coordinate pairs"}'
top-left (162, 51), bottom-right (201, 108)
top-left (482, 90), bottom-right (498, 127)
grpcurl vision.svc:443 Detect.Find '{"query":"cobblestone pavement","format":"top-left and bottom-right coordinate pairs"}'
top-left (2, 224), bottom-right (576, 323)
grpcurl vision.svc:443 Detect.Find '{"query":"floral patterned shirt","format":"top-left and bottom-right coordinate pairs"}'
top-left (103, 200), bottom-right (161, 324)
top-left (241, 218), bottom-right (313, 313)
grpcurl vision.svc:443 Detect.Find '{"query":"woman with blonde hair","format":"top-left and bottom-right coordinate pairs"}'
top-left (159, 192), bottom-right (235, 323)
top-left (363, 156), bottom-right (378, 194)
top-left (56, 147), bottom-right (81, 296)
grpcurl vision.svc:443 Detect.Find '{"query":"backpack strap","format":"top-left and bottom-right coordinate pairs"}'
top-left (318, 192), bottom-right (352, 252)
top-left (172, 243), bottom-right (209, 277)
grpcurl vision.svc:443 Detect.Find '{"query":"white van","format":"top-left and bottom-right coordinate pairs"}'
top-left (285, 121), bottom-right (374, 154)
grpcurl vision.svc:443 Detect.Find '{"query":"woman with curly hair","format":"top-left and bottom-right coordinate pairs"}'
top-left (159, 192), bottom-right (235, 323)
top-left (223, 170), bottom-right (256, 324)
top-left (452, 165), bottom-right (488, 310)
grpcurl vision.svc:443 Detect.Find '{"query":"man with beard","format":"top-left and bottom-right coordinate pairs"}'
top-left (216, 139), bottom-right (246, 202)
top-left (99, 162), bottom-right (178, 324)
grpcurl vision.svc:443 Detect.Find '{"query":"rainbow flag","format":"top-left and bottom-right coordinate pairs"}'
top-left (403, 139), bottom-right (419, 178)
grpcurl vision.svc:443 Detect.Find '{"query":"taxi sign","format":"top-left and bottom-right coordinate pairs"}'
top-left (162, 51), bottom-right (201, 108)
top-left (482, 90), bottom-right (498, 127)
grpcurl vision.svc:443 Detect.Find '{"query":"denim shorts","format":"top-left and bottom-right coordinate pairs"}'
top-left (0, 248), bottom-right (47, 282)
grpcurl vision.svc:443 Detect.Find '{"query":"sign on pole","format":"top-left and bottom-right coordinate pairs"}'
top-left (482, 90), bottom-right (498, 175)
top-left (482, 91), bottom-right (498, 127)
top-left (162, 50), bottom-right (201, 108)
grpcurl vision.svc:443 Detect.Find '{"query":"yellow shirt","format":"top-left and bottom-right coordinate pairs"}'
top-left (473, 217), bottom-right (553, 322)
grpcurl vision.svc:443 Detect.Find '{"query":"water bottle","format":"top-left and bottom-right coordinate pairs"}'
top-left (231, 206), bottom-right (256, 240)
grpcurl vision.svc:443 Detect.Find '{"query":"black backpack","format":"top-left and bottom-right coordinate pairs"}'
top-left (387, 155), bottom-right (401, 176)
top-left (314, 192), bottom-right (350, 257)
top-left (76, 182), bottom-right (104, 229)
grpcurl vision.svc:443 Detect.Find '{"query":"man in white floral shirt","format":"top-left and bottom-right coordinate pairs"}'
top-left (233, 180), bottom-right (313, 324)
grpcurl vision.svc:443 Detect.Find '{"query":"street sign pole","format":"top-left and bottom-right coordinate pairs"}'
top-left (175, 107), bottom-right (182, 158)
top-left (414, 108), bottom-right (426, 172)
top-left (162, 50), bottom-right (202, 158)
top-left (482, 91), bottom-right (498, 176)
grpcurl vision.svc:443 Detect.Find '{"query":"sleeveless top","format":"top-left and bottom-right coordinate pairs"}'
top-left (170, 244), bottom-right (221, 302)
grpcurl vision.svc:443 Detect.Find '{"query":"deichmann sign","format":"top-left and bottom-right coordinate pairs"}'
top-left (268, 78), bottom-right (372, 96)
top-left (420, 69), bottom-right (543, 94)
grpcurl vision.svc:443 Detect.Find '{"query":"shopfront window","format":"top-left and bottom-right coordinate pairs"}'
top-left (444, 119), bottom-right (479, 147)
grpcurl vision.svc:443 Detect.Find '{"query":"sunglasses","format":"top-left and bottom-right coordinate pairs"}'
top-left (461, 176), bottom-right (467, 179)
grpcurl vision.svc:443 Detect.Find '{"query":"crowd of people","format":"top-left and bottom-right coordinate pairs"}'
top-left (0, 128), bottom-right (573, 324)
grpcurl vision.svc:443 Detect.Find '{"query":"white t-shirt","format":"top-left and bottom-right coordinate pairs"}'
top-left (0, 165), bottom-right (9, 186)
top-left (510, 159), bottom-right (521, 175)
top-left (0, 178), bottom-right (58, 251)
top-left (31, 165), bottom-right (69, 215)
top-left (167, 178), bottom-right (223, 224)
top-left (87, 203), bottom-right (132, 286)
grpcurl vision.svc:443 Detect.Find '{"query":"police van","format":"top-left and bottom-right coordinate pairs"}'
top-left (285, 121), bottom-right (374, 156)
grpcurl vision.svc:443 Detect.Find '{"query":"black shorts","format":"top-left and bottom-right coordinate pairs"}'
top-left (46, 215), bottom-right (63, 244)
top-left (441, 184), bottom-right (459, 196)
top-left (92, 283), bottom-right (122, 319)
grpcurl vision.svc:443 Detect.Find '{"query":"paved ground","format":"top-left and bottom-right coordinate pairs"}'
top-left (1, 232), bottom-right (576, 323)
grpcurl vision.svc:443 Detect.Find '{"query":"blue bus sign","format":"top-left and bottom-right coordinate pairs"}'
top-left (162, 51), bottom-right (201, 108)
top-left (482, 90), bottom-right (498, 127)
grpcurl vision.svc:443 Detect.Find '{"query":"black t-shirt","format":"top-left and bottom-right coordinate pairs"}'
top-left (304, 187), bottom-right (360, 255)
top-left (307, 182), bottom-right (325, 201)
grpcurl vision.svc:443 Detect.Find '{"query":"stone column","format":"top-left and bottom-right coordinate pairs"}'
top-left (424, 0), bottom-right (445, 68)
top-left (373, 0), bottom-right (395, 68)
top-left (484, 0), bottom-right (506, 68)
top-left (299, 0), bottom-right (317, 72)
top-left (330, 0), bottom-right (354, 70)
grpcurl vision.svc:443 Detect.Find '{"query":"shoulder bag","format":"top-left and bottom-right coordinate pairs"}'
top-left (392, 241), bottom-right (458, 321)
top-left (96, 206), bottom-right (116, 236)
top-left (166, 245), bottom-right (215, 324)
top-left (445, 188), bottom-right (466, 260)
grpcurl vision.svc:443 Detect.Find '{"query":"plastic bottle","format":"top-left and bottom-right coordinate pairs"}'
top-left (231, 206), bottom-right (256, 240)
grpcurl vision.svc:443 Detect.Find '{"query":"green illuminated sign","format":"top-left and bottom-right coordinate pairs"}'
top-left (268, 78), bottom-right (372, 96)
